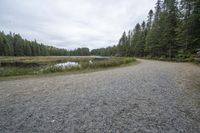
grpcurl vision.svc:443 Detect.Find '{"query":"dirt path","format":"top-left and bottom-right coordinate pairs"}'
top-left (0, 59), bottom-right (200, 133)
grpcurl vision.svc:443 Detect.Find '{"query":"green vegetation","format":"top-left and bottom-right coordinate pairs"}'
top-left (91, 0), bottom-right (200, 60)
top-left (1, 0), bottom-right (199, 60)
top-left (0, 56), bottom-right (136, 77)
top-left (0, 0), bottom-right (199, 68)
top-left (0, 32), bottom-right (90, 56)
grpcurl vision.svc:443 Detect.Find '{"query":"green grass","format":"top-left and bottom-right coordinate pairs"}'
top-left (0, 67), bottom-right (42, 77)
top-left (0, 56), bottom-right (136, 77)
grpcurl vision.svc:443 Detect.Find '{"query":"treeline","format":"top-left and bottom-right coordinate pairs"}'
top-left (1, 0), bottom-right (199, 58)
top-left (0, 32), bottom-right (90, 56)
top-left (92, 0), bottom-right (200, 59)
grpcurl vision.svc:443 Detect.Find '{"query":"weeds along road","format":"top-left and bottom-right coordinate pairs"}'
top-left (0, 59), bottom-right (200, 133)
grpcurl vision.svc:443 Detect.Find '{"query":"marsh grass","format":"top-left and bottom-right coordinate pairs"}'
top-left (0, 67), bottom-right (42, 77)
top-left (0, 56), bottom-right (136, 77)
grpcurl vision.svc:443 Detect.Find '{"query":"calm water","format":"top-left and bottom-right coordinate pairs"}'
top-left (54, 56), bottom-right (110, 68)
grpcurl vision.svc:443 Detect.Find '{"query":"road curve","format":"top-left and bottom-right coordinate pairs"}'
top-left (0, 59), bottom-right (200, 133)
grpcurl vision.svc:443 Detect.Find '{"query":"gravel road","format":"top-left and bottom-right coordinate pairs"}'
top-left (0, 59), bottom-right (200, 133)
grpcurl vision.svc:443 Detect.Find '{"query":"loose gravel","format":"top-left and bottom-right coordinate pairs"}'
top-left (0, 59), bottom-right (200, 133)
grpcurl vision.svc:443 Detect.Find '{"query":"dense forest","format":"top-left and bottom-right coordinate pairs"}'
top-left (92, 0), bottom-right (200, 59)
top-left (0, 0), bottom-right (199, 58)
top-left (0, 32), bottom-right (90, 56)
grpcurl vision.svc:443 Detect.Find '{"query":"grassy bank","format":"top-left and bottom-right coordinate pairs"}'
top-left (0, 56), bottom-right (136, 77)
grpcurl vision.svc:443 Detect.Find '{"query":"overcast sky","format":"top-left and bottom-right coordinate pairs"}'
top-left (0, 0), bottom-right (156, 50)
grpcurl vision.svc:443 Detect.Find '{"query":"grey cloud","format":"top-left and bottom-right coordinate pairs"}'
top-left (0, 0), bottom-right (156, 49)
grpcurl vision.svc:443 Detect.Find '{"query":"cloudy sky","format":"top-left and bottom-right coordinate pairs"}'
top-left (0, 0), bottom-right (156, 50)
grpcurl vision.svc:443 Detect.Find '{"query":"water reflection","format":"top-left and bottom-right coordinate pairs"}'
top-left (55, 61), bottom-right (80, 68)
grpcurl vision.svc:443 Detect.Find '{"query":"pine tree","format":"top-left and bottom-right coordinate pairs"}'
top-left (117, 32), bottom-right (127, 56)
top-left (147, 10), bottom-right (154, 29)
top-left (178, 0), bottom-right (200, 55)
top-left (131, 23), bottom-right (142, 56)
top-left (162, 0), bottom-right (179, 58)
top-left (0, 33), bottom-right (4, 56)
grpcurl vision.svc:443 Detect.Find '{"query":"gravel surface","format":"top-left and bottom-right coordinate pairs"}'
top-left (0, 59), bottom-right (200, 133)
